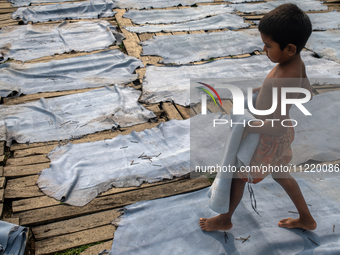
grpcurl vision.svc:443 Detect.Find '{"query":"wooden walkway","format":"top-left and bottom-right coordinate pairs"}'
top-left (1, 0), bottom-right (340, 254)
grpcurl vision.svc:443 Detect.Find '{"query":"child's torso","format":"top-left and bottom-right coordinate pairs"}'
top-left (255, 59), bottom-right (311, 121)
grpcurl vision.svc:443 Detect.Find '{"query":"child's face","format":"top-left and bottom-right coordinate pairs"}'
top-left (260, 33), bottom-right (289, 64)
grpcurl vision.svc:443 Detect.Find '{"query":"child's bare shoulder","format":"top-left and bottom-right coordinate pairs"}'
top-left (274, 59), bottom-right (306, 79)
top-left (271, 59), bottom-right (313, 98)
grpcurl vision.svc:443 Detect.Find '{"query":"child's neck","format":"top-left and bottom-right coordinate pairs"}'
top-left (278, 53), bottom-right (301, 68)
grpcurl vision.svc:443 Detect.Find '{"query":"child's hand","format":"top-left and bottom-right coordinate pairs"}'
top-left (252, 87), bottom-right (261, 93)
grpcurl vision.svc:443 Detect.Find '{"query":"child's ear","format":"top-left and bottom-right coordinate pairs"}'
top-left (285, 44), bottom-right (297, 56)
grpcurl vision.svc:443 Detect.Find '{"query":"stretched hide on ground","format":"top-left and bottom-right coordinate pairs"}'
top-left (0, 50), bottom-right (143, 97)
top-left (0, 86), bottom-right (156, 145)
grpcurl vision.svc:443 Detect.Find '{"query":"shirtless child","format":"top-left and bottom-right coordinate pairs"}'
top-left (199, 4), bottom-right (317, 231)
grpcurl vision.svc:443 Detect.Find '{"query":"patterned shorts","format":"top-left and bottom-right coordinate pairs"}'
top-left (237, 126), bottom-right (295, 184)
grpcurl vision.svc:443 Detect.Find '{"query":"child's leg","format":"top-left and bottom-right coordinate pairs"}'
top-left (272, 172), bottom-right (317, 230)
top-left (199, 173), bottom-right (246, 231)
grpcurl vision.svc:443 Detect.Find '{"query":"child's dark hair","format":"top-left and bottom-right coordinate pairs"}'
top-left (259, 4), bottom-right (312, 53)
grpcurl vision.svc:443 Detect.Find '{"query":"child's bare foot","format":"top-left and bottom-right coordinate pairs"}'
top-left (278, 217), bottom-right (317, 230)
top-left (199, 215), bottom-right (233, 232)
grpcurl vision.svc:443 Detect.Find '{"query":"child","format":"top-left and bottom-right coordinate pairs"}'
top-left (199, 3), bottom-right (316, 231)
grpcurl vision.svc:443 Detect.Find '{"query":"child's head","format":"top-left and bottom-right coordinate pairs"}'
top-left (259, 4), bottom-right (312, 54)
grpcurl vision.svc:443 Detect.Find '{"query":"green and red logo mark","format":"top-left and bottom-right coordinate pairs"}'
top-left (197, 82), bottom-right (222, 106)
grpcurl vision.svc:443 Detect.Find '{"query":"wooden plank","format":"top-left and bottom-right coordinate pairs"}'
top-left (4, 163), bottom-right (50, 178)
top-left (136, 67), bottom-right (146, 82)
top-left (0, 3), bottom-right (15, 8)
top-left (98, 174), bottom-right (188, 197)
top-left (0, 7), bottom-right (16, 14)
top-left (5, 185), bottom-right (44, 199)
top-left (11, 142), bottom-right (56, 152)
top-left (6, 175), bottom-right (38, 189)
top-left (324, 0), bottom-right (340, 3)
top-left (0, 177), bottom-right (5, 189)
top-left (0, 20), bottom-right (18, 28)
top-left (14, 178), bottom-right (210, 226)
top-left (162, 102), bottom-right (183, 120)
top-left (35, 225), bottom-right (115, 255)
top-left (191, 102), bottom-right (202, 115)
top-left (144, 104), bottom-right (162, 114)
top-left (220, 99), bottom-right (233, 115)
top-left (13, 176), bottom-right (188, 213)
top-left (147, 56), bottom-right (163, 65)
top-left (13, 196), bottom-right (59, 213)
top-left (121, 28), bottom-right (143, 58)
top-left (114, 8), bottom-right (133, 27)
top-left (233, 53), bottom-right (251, 59)
top-left (164, 6), bottom-right (179, 10)
top-left (2, 218), bottom-right (20, 225)
top-left (115, 9), bottom-right (142, 58)
top-left (139, 56), bottom-right (151, 66)
top-left (208, 29), bottom-right (222, 33)
top-left (327, 3), bottom-right (340, 12)
top-left (143, 56), bottom-right (161, 65)
top-left (13, 145), bottom-right (56, 158)
top-left (172, 31), bottom-right (187, 35)
top-left (119, 120), bottom-right (164, 136)
top-left (243, 15), bottom-right (264, 20)
top-left (312, 84), bottom-right (340, 89)
top-left (189, 30), bottom-right (204, 34)
top-left (155, 32), bottom-right (172, 36)
top-left (0, 141), bottom-right (4, 155)
top-left (207, 100), bottom-right (225, 114)
top-left (138, 33), bottom-right (154, 42)
top-left (33, 209), bottom-right (121, 240)
top-left (0, 188), bottom-right (4, 203)
top-left (80, 240), bottom-right (113, 255)
top-left (175, 105), bottom-right (190, 119)
top-left (0, 13), bottom-right (16, 21)
top-left (315, 87), bottom-right (340, 94)
top-left (200, 1), bottom-right (221, 4)
top-left (6, 154), bottom-right (49, 167)
top-left (0, 0), bottom-right (16, 6)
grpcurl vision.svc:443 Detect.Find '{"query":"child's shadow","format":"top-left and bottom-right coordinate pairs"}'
top-left (281, 228), bottom-right (319, 255)
top-left (202, 231), bottom-right (241, 255)
top-left (202, 229), bottom-right (321, 255)
top-left (277, 229), bottom-right (320, 255)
